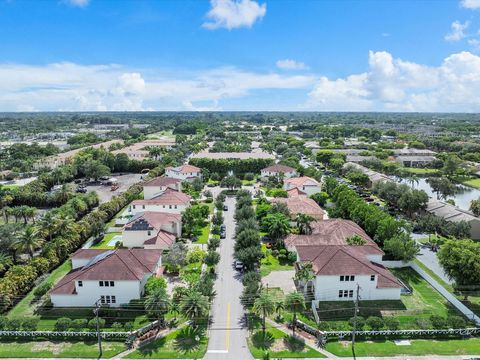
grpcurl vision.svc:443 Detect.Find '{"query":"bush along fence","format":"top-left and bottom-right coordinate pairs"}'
top-left (0, 166), bottom-right (165, 313)
top-left (0, 330), bottom-right (130, 340)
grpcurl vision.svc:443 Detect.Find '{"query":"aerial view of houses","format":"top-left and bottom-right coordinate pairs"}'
top-left (1, 1), bottom-right (480, 360)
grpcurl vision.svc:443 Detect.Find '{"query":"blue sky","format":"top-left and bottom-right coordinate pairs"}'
top-left (1, 0), bottom-right (480, 112)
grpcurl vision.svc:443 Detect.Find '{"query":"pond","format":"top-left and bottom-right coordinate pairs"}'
top-left (396, 177), bottom-right (480, 212)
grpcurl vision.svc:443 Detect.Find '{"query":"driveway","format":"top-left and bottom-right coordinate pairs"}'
top-left (204, 196), bottom-right (253, 360)
top-left (83, 173), bottom-right (143, 204)
top-left (262, 270), bottom-right (296, 294)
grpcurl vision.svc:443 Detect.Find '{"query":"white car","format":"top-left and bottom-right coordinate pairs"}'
top-left (234, 260), bottom-right (244, 271)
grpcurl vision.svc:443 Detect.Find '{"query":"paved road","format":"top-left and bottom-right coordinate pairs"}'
top-left (412, 233), bottom-right (452, 285)
top-left (204, 196), bottom-right (252, 360)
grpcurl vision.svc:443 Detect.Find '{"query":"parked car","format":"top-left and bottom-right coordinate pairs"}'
top-left (220, 232), bottom-right (226, 239)
top-left (223, 205), bottom-right (228, 211)
top-left (75, 186), bottom-right (87, 193)
top-left (220, 224), bottom-right (226, 231)
top-left (234, 260), bottom-right (244, 271)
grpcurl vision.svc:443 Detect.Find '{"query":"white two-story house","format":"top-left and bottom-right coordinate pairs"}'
top-left (122, 211), bottom-right (182, 250)
top-left (283, 176), bottom-right (321, 196)
top-left (143, 177), bottom-right (182, 200)
top-left (261, 164), bottom-right (297, 179)
top-left (165, 164), bottom-right (201, 182)
top-left (50, 249), bottom-right (162, 307)
top-left (285, 219), bottom-right (403, 303)
top-left (125, 189), bottom-right (191, 216)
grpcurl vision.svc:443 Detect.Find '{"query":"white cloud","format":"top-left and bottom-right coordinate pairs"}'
top-left (202, 0), bottom-right (266, 30)
top-left (461, 0), bottom-right (480, 9)
top-left (276, 59), bottom-right (308, 70)
top-left (0, 63), bottom-right (313, 111)
top-left (64, 0), bottom-right (90, 7)
top-left (306, 50), bottom-right (480, 112)
top-left (445, 20), bottom-right (470, 41)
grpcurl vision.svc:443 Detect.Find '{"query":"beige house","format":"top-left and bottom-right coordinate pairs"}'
top-left (143, 177), bottom-right (182, 200)
top-left (283, 176), bottom-right (321, 196)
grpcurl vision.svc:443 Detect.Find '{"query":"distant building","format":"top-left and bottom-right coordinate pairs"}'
top-left (426, 200), bottom-right (480, 240)
top-left (261, 164), bottom-right (297, 179)
top-left (190, 151), bottom-right (274, 160)
top-left (165, 164), bottom-right (201, 181)
top-left (343, 162), bottom-right (392, 188)
top-left (396, 156), bottom-right (437, 168)
top-left (125, 189), bottom-right (191, 216)
top-left (112, 139), bottom-right (175, 160)
top-left (50, 249), bottom-right (162, 307)
top-left (283, 176), bottom-right (321, 196)
top-left (122, 212), bottom-right (182, 250)
top-left (271, 196), bottom-right (325, 220)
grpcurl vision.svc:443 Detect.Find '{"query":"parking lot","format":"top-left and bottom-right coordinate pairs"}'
top-left (81, 173), bottom-right (143, 204)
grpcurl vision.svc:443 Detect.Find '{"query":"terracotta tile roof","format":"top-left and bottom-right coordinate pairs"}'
top-left (285, 176), bottom-right (320, 187)
top-left (296, 245), bottom-right (402, 289)
top-left (287, 188), bottom-right (307, 197)
top-left (144, 230), bottom-right (176, 249)
top-left (51, 249), bottom-right (162, 295)
top-left (167, 164), bottom-right (201, 174)
top-left (262, 164), bottom-right (296, 173)
top-left (271, 196), bottom-right (324, 219)
top-left (132, 189), bottom-right (191, 206)
top-left (72, 249), bottom-right (111, 259)
top-left (285, 219), bottom-right (382, 254)
top-left (124, 211), bottom-right (181, 232)
top-left (143, 177), bottom-right (181, 187)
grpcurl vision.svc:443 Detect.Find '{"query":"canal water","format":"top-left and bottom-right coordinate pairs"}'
top-left (396, 177), bottom-right (480, 212)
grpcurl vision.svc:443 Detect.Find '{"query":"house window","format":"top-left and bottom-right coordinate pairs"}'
top-left (174, 205), bottom-right (177, 209)
top-left (339, 290), bottom-right (354, 299)
top-left (351, 275), bottom-right (355, 281)
top-left (340, 276), bottom-right (344, 281)
top-left (100, 295), bottom-right (105, 304)
top-left (133, 205), bottom-right (136, 209)
top-left (169, 205), bottom-right (172, 209)
top-left (349, 290), bottom-right (354, 298)
top-left (142, 205), bottom-right (145, 209)
top-left (338, 290), bottom-right (343, 298)
top-left (110, 281), bottom-right (115, 287)
top-left (371, 275), bottom-right (375, 281)
top-left (104, 281), bottom-right (110, 287)
top-left (99, 281), bottom-right (104, 287)
top-left (148, 230), bottom-right (151, 236)
top-left (78, 281), bottom-right (83, 287)
top-left (111, 296), bottom-right (116, 304)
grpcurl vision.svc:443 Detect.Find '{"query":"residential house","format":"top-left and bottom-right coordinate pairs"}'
top-left (283, 176), bottom-right (321, 196)
top-left (143, 177), bottom-right (182, 200)
top-left (271, 196), bottom-right (325, 220)
top-left (286, 219), bottom-right (403, 303)
top-left (125, 188), bottom-right (191, 216)
top-left (261, 164), bottom-right (297, 179)
top-left (50, 249), bottom-right (162, 307)
top-left (396, 156), bottom-right (437, 168)
top-left (122, 212), bottom-right (182, 250)
top-left (165, 164), bottom-right (202, 181)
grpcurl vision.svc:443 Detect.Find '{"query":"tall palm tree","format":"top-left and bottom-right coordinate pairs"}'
top-left (295, 262), bottom-right (315, 294)
top-left (1, 206), bottom-right (11, 223)
top-left (13, 225), bottom-right (44, 259)
top-left (25, 207), bottom-right (38, 224)
top-left (284, 292), bottom-right (306, 336)
top-left (252, 291), bottom-right (275, 336)
top-left (181, 290), bottom-right (209, 327)
top-left (148, 146), bottom-right (163, 160)
top-left (0, 253), bottom-right (13, 273)
top-left (169, 300), bottom-right (180, 322)
top-left (145, 288), bottom-right (170, 325)
top-left (39, 211), bottom-right (60, 242)
top-left (265, 213), bottom-right (291, 243)
top-left (274, 300), bottom-right (285, 321)
top-left (295, 214), bottom-right (314, 235)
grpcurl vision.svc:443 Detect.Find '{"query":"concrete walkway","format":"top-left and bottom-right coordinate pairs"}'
top-left (411, 262), bottom-right (480, 326)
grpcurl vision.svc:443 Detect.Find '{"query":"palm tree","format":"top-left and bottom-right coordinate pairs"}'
top-left (55, 184), bottom-right (72, 204)
top-left (0, 253), bottom-right (13, 273)
top-left (145, 288), bottom-right (170, 325)
top-left (284, 292), bottom-right (306, 336)
top-left (169, 300), bottom-right (180, 322)
top-left (274, 300), bottom-right (285, 321)
top-left (181, 290), bottom-right (209, 327)
top-left (12, 225), bottom-right (44, 259)
top-left (295, 214), bottom-right (314, 235)
top-left (148, 146), bottom-right (163, 160)
top-left (295, 262), bottom-right (315, 294)
top-left (265, 213), bottom-right (291, 243)
top-left (1, 206), bottom-right (11, 223)
top-left (39, 211), bottom-right (60, 242)
top-left (24, 206), bottom-right (38, 224)
top-left (252, 291), bottom-right (275, 336)
top-left (57, 216), bottom-right (80, 241)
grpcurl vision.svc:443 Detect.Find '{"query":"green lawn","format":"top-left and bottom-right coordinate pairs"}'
top-left (463, 177), bottom-right (480, 189)
top-left (8, 260), bottom-right (72, 319)
top-left (260, 245), bottom-right (294, 277)
top-left (196, 224), bottom-right (210, 244)
top-left (0, 340), bottom-right (125, 358)
top-left (402, 167), bottom-right (439, 175)
top-left (248, 327), bottom-right (325, 358)
top-left (90, 232), bottom-right (122, 249)
top-left (125, 326), bottom-right (208, 359)
top-left (326, 338), bottom-right (480, 357)
top-left (242, 179), bottom-right (257, 186)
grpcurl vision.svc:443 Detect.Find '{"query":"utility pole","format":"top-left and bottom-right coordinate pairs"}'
top-left (351, 284), bottom-right (361, 360)
top-left (94, 299), bottom-right (103, 357)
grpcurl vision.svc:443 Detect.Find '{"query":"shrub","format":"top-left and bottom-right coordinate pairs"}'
top-left (366, 316), bottom-right (384, 330)
top-left (88, 318), bottom-right (105, 330)
top-left (124, 322), bottom-right (134, 332)
top-left (430, 315), bottom-right (448, 329)
top-left (383, 317), bottom-right (400, 330)
top-left (242, 271), bottom-right (261, 286)
top-left (244, 173), bottom-right (255, 181)
top-left (33, 281), bottom-right (53, 298)
top-left (279, 249), bottom-right (287, 255)
top-left (7, 319), bottom-right (22, 331)
top-left (208, 237), bottom-right (220, 250)
top-left (145, 276), bottom-right (167, 295)
top-left (448, 315), bottom-right (466, 329)
top-left (186, 248), bottom-right (206, 264)
top-left (317, 322), bottom-right (331, 331)
top-left (415, 319), bottom-right (430, 329)
top-left (71, 318), bottom-right (88, 330)
top-left (0, 316), bottom-right (8, 330)
top-left (348, 316), bottom-right (365, 330)
top-left (287, 251), bottom-right (297, 263)
top-left (112, 322), bottom-right (124, 331)
top-left (272, 250), bottom-right (279, 257)
top-left (55, 317), bottom-right (72, 331)
top-left (211, 225), bottom-right (221, 235)
top-left (21, 318), bottom-right (39, 331)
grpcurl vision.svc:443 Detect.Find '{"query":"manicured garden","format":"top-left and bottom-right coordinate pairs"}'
top-left (325, 338), bottom-right (480, 357)
top-left (90, 232), bottom-right (122, 249)
top-left (0, 339), bottom-right (125, 358)
top-left (260, 244), bottom-right (295, 277)
top-left (248, 327), bottom-right (325, 358)
top-left (126, 326), bottom-right (208, 359)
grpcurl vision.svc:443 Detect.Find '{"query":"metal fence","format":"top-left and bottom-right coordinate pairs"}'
top-left (0, 330), bottom-right (130, 339)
